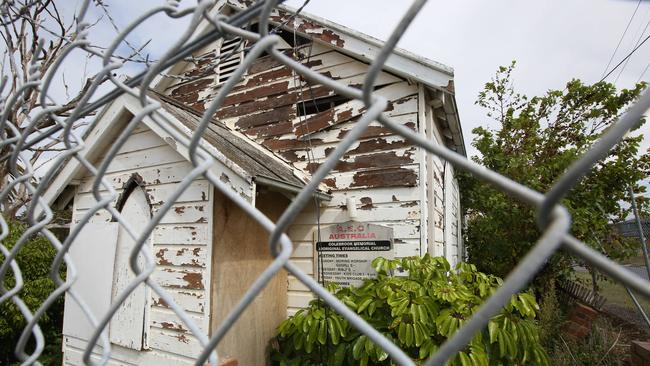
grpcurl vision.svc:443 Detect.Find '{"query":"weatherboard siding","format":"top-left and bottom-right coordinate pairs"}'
top-left (67, 126), bottom-right (214, 363)
top-left (161, 24), bottom-right (461, 315)
top-left (163, 36), bottom-right (429, 316)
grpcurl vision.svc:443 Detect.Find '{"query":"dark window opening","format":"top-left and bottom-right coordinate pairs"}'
top-left (276, 29), bottom-right (310, 47)
top-left (245, 23), bottom-right (310, 53)
top-left (247, 22), bottom-right (268, 34)
top-left (297, 95), bottom-right (351, 117)
top-left (244, 23), bottom-right (270, 57)
top-left (113, 174), bottom-right (151, 218)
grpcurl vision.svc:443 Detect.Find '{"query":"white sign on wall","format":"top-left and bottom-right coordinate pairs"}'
top-left (315, 221), bottom-right (394, 288)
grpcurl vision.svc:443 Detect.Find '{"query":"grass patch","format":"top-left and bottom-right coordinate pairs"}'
top-left (620, 250), bottom-right (650, 266)
top-left (574, 272), bottom-right (650, 312)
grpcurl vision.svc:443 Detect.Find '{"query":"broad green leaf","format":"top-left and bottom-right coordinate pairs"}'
top-left (333, 344), bottom-right (346, 366)
top-left (405, 323), bottom-right (414, 346)
top-left (488, 320), bottom-right (499, 343)
top-left (352, 336), bottom-right (365, 360)
top-left (318, 319), bottom-right (327, 345)
top-left (328, 318), bottom-right (340, 345)
top-left (398, 322), bottom-right (407, 344)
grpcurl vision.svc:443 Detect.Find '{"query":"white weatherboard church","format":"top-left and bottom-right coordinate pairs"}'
top-left (43, 1), bottom-right (466, 365)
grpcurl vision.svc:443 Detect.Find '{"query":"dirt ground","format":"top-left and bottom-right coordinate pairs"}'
top-left (603, 303), bottom-right (650, 337)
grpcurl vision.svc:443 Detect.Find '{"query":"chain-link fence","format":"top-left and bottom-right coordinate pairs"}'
top-left (1, 0), bottom-right (650, 365)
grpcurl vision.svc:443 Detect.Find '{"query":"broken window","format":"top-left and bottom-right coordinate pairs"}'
top-left (297, 94), bottom-right (351, 117)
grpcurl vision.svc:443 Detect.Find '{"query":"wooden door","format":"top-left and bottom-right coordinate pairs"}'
top-left (211, 189), bottom-right (289, 365)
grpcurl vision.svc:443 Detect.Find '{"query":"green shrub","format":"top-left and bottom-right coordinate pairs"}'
top-left (545, 316), bottom-right (627, 366)
top-left (537, 281), bottom-right (565, 350)
top-left (0, 220), bottom-right (65, 365)
top-left (272, 255), bottom-right (549, 365)
top-left (460, 62), bottom-right (648, 292)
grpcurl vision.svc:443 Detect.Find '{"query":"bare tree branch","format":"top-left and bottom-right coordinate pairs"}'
top-left (0, 0), bottom-right (151, 217)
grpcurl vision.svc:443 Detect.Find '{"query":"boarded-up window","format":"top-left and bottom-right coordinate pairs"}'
top-left (109, 186), bottom-right (151, 350)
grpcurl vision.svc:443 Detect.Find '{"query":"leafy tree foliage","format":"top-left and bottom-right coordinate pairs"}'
top-left (0, 221), bottom-right (64, 365)
top-left (272, 255), bottom-right (548, 365)
top-left (460, 61), bottom-right (650, 286)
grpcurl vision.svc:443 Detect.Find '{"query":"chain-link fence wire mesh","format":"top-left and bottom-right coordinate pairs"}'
top-left (2, 0), bottom-right (650, 365)
top-left (629, 187), bottom-right (649, 258)
top-left (623, 186), bottom-right (650, 328)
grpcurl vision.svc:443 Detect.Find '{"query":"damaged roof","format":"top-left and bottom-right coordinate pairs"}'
top-left (223, 0), bottom-right (456, 93)
top-left (151, 92), bottom-right (306, 187)
top-left (217, 0), bottom-right (465, 155)
top-left (40, 90), bottom-right (331, 210)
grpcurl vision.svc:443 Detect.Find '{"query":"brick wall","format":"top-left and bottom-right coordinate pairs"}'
top-left (562, 302), bottom-right (598, 340)
top-left (631, 341), bottom-right (650, 366)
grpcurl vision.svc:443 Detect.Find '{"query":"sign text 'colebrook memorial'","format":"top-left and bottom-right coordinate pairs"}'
top-left (316, 221), bottom-right (393, 287)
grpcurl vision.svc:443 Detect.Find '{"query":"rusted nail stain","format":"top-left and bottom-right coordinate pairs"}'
top-left (156, 249), bottom-right (172, 266)
top-left (176, 334), bottom-right (190, 344)
top-left (174, 206), bottom-right (186, 214)
top-left (220, 173), bottom-right (230, 184)
top-left (182, 259), bottom-right (202, 267)
top-left (359, 197), bottom-right (375, 210)
top-left (153, 297), bottom-right (169, 308)
top-left (161, 321), bottom-right (175, 330)
top-left (322, 178), bottom-right (336, 188)
top-left (178, 291), bottom-right (203, 299)
top-left (183, 272), bottom-right (204, 290)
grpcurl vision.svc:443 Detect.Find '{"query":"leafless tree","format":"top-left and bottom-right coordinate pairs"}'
top-left (0, 0), bottom-right (147, 219)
